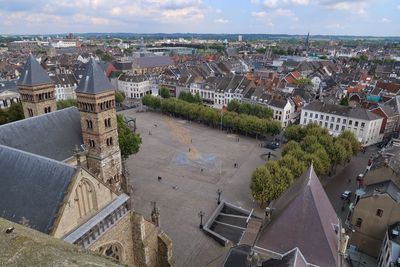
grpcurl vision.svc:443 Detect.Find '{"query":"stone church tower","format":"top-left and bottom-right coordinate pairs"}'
top-left (18, 55), bottom-right (56, 118)
top-left (76, 59), bottom-right (122, 189)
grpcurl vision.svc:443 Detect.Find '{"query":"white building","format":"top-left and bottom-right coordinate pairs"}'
top-left (49, 39), bottom-right (79, 48)
top-left (300, 101), bottom-right (383, 146)
top-left (378, 222), bottom-right (400, 267)
top-left (50, 74), bottom-right (78, 100)
top-left (117, 74), bottom-right (151, 99)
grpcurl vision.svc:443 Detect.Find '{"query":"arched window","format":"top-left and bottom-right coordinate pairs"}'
top-left (75, 178), bottom-right (97, 218)
top-left (108, 118), bottom-right (111, 127)
top-left (109, 137), bottom-right (113, 145)
top-left (98, 243), bottom-right (123, 262)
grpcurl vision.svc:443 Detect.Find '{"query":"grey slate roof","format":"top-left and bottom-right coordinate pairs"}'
top-left (133, 56), bottom-right (173, 69)
top-left (362, 180), bottom-right (400, 202)
top-left (0, 144), bottom-right (77, 234)
top-left (76, 58), bottom-right (114, 94)
top-left (17, 55), bottom-right (53, 86)
top-left (304, 100), bottom-right (382, 121)
top-left (0, 107), bottom-right (83, 161)
top-left (256, 164), bottom-right (339, 267)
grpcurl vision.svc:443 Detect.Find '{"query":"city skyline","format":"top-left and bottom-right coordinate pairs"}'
top-left (0, 0), bottom-right (399, 36)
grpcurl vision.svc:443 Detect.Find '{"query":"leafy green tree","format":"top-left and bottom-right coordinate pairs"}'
top-left (280, 154), bottom-right (307, 178)
top-left (284, 124), bottom-right (305, 142)
top-left (338, 131), bottom-right (360, 154)
top-left (6, 103), bottom-right (24, 122)
top-left (56, 99), bottom-right (78, 110)
top-left (117, 115), bottom-right (142, 159)
top-left (282, 140), bottom-right (302, 157)
top-left (159, 87), bottom-right (171, 99)
top-left (115, 91), bottom-right (125, 104)
top-left (340, 97), bottom-right (349, 106)
top-left (293, 78), bottom-right (313, 86)
top-left (0, 109), bottom-right (7, 125)
top-left (250, 161), bottom-right (294, 205)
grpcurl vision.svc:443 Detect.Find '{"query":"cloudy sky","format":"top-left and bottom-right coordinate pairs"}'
top-left (0, 0), bottom-right (399, 36)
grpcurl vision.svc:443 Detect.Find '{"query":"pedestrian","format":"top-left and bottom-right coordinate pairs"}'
top-left (348, 178), bottom-right (351, 184)
top-left (268, 152), bottom-right (271, 160)
top-left (158, 176), bottom-right (162, 182)
top-left (201, 168), bottom-right (203, 173)
top-left (189, 147), bottom-right (191, 152)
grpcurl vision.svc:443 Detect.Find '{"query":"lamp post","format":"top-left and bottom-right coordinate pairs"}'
top-left (217, 189), bottom-right (222, 205)
top-left (198, 210), bottom-right (205, 229)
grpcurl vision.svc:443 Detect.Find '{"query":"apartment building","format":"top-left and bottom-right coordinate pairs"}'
top-left (117, 74), bottom-right (151, 99)
top-left (51, 73), bottom-right (78, 100)
top-left (300, 101), bottom-right (383, 146)
top-left (378, 222), bottom-right (400, 267)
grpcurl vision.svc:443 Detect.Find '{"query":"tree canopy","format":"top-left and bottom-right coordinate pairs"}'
top-left (56, 99), bottom-right (77, 110)
top-left (227, 100), bottom-right (273, 119)
top-left (0, 103), bottom-right (24, 125)
top-left (117, 115), bottom-right (142, 159)
top-left (115, 91), bottom-right (126, 104)
top-left (159, 87), bottom-right (171, 99)
top-left (142, 95), bottom-right (281, 136)
top-left (178, 91), bottom-right (201, 104)
top-left (251, 123), bottom-right (360, 205)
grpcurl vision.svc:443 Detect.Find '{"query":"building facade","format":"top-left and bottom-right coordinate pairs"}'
top-left (300, 101), bottom-right (383, 146)
top-left (378, 222), bottom-right (400, 267)
top-left (51, 73), bottom-right (78, 100)
top-left (117, 74), bottom-right (151, 99)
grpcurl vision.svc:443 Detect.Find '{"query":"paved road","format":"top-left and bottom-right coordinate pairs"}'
top-left (324, 146), bottom-right (379, 223)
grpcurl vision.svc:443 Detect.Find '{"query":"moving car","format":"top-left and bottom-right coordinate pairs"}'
top-left (341, 190), bottom-right (352, 200)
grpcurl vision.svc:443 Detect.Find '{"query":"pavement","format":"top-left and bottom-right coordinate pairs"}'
top-left (121, 110), bottom-right (275, 267)
top-left (324, 146), bottom-right (379, 224)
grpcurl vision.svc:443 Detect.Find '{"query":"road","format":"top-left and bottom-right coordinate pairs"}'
top-left (324, 146), bottom-right (379, 223)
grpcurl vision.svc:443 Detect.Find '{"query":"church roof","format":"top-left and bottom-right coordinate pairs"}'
top-left (0, 107), bottom-right (83, 161)
top-left (0, 144), bottom-right (77, 234)
top-left (76, 58), bottom-right (114, 94)
top-left (17, 55), bottom-right (53, 86)
top-left (256, 164), bottom-right (339, 267)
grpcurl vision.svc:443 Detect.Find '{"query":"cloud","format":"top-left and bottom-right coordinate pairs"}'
top-left (251, 11), bottom-right (267, 18)
top-left (214, 18), bottom-right (229, 24)
top-left (379, 18), bottom-right (391, 23)
top-left (292, 0), bottom-right (310, 5)
top-left (318, 0), bottom-right (370, 14)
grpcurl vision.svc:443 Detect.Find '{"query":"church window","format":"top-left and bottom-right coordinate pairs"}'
top-left (98, 243), bottom-right (123, 262)
top-left (88, 139), bottom-right (95, 148)
top-left (75, 178), bottom-right (97, 218)
top-left (105, 118), bottom-right (111, 128)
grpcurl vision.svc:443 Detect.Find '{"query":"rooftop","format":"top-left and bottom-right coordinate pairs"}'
top-left (76, 58), bottom-right (114, 94)
top-left (17, 55), bottom-right (53, 86)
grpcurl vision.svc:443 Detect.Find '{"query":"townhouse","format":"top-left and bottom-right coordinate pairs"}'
top-left (300, 101), bottom-right (383, 146)
top-left (117, 74), bottom-right (152, 99)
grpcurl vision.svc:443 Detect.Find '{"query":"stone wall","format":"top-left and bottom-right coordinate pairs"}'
top-left (19, 84), bottom-right (57, 118)
top-left (89, 212), bottom-right (136, 266)
top-left (52, 168), bottom-right (117, 238)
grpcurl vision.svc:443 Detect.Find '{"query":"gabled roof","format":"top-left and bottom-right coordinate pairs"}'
top-left (76, 58), bottom-right (114, 94)
top-left (0, 145), bottom-right (77, 234)
top-left (262, 248), bottom-right (308, 267)
top-left (256, 164), bottom-right (339, 267)
top-left (0, 107), bottom-right (83, 161)
top-left (17, 55), bottom-right (53, 86)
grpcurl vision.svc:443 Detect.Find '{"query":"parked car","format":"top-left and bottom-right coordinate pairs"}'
top-left (265, 141), bottom-right (280, 150)
top-left (341, 190), bottom-right (352, 200)
top-left (356, 173), bottom-right (364, 181)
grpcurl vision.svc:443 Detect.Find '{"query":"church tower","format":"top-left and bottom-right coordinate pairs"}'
top-left (18, 55), bottom-right (56, 118)
top-left (76, 59), bottom-right (122, 189)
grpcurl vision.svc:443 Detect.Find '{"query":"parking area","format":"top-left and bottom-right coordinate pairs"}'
top-left (120, 110), bottom-right (274, 266)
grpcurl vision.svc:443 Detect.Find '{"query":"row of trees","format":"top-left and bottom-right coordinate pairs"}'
top-left (178, 91), bottom-right (202, 104)
top-left (142, 95), bottom-right (281, 136)
top-left (251, 123), bottom-right (360, 205)
top-left (0, 103), bottom-right (24, 125)
top-left (227, 100), bottom-right (273, 119)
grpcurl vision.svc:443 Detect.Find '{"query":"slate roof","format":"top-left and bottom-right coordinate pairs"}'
top-left (304, 100), bottom-right (382, 121)
top-left (256, 164), bottom-right (339, 267)
top-left (262, 248), bottom-right (308, 267)
top-left (0, 144), bottom-right (77, 234)
top-left (0, 107), bottom-right (83, 161)
top-left (76, 58), bottom-right (114, 94)
top-left (361, 180), bottom-right (400, 202)
top-left (18, 55), bottom-right (53, 86)
top-left (133, 56), bottom-right (173, 68)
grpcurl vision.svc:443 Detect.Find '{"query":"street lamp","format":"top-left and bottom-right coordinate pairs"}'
top-left (217, 189), bottom-right (222, 205)
top-left (198, 210), bottom-right (205, 229)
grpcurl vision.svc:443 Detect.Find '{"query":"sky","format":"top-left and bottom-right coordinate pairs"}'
top-left (0, 0), bottom-right (399, 36)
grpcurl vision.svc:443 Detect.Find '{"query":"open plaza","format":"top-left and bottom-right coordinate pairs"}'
top-left (121, 110), bottom-right (271, 266)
